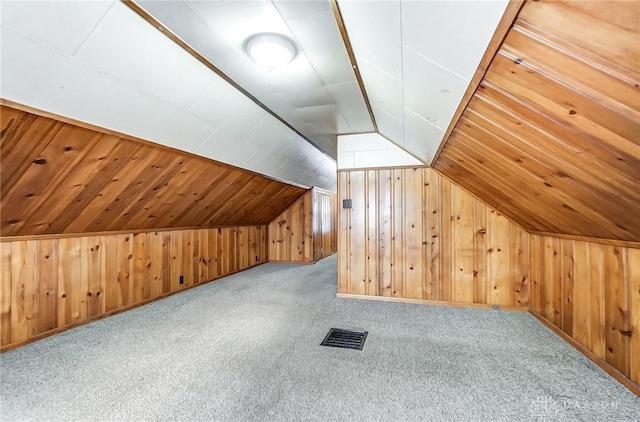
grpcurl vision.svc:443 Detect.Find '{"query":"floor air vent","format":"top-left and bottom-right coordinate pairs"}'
top-left (321, 328), bottom-right (368, 351)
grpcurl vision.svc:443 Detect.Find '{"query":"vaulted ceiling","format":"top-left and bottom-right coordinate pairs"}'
top-left (1, 0), bottom-right (638, 241)
top-left (435, 0), bottom-right (640, 242)
top-left (1, 104), bottom-right (306, 236)
top-left (0, 0), bottom-right (506, 192)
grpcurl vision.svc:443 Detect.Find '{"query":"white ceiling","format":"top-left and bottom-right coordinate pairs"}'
top-left (0, 0), bottom-right (338, 191)
top-left (0, 0), bottom-right (508, 192)
top-left (136, 0), bottom-right (375, 157)
top-left (338, 0), bottom-right (508, 163)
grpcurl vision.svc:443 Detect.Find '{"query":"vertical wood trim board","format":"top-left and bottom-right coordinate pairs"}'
top-left (529, 234), bottom-right (640, 389)
top-left (268, 188), bottom-right (337, 263)
top-left (337, 167), bottom-right (529, 308)
top-left (0, 226), bottom-right (268, 350)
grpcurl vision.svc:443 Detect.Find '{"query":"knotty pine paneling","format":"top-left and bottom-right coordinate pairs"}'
top-left (434, 0), bottom-right (640, 241)
top-left (530, 234), bottom-right (640, 388)
top-left (312, 188), bottom-right (337, 262)
top-left (0, 226), bottom-right (267, 350)
top-left (338, 167), bottom-right (529, 308)
top-left (0, 104), bottom-right (306, 236)
top-left (268, 188), bottom-right (337, 263)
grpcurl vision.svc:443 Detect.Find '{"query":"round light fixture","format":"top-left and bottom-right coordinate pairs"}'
top-left (245, 33), bottom-right (296, 72)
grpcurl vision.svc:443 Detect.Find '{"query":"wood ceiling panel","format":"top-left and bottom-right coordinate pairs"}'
top-left (434, 0), bottom-right (640, 242)
top-left (0, 104), bottom-right (308, 237)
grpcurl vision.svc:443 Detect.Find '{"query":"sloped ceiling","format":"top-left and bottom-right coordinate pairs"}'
top-left (0, 0), bottom-right (508, 193)
top-left (434, 0), bottom-right (640, 242)
top-left (3, 0), bottom-right (637, 241)
top-left (0, 0), bottom-right (337, 192)
top-left (135, 0), bottom-right (375, 155)
top-left (1, 104), bottom-right (307, 236)
top-left (337, 0), bottom-right (509, 162)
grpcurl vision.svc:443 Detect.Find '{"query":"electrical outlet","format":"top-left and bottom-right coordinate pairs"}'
top-left (179, 275), bottom-right (184, 285)
top-left (342, 199), bottom-right (352, 209)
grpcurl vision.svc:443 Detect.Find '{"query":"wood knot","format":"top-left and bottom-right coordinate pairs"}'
top-left (33, 158), bottom-right (47, 165)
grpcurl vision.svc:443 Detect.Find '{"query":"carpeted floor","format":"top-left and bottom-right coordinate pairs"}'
top-left (1, 255), bottom-right (638, 421)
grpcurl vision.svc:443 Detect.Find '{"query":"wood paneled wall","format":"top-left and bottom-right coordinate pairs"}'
top-left (434, 0), bottom-right (640, 241)
top-left (268, 188), bottom-right (337, 263)
top-left (312, 189), bottom-right (337, 262)
top-left (0, 226), bottom-right (267, 350)
top-left (338, 167), bottom-right (529, 308)
top-left (529, 234), bottom-right (640, 388)
top-left (269, 191), bottom-right (313, 262)
top-left (0, 103), bottom-right (306, 236)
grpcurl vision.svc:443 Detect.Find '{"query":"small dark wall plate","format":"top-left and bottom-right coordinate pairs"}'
top-left (320, 328), bottom-right (368, 351)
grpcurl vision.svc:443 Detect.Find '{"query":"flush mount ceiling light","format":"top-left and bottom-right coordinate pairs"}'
top-left (245, 33), bottom-right (296, 71)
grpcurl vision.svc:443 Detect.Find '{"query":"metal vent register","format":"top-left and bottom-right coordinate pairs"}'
top-left (320, 328), bottom-right (368, 351)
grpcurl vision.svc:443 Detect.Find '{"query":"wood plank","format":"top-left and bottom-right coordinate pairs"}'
top-left (404, 168), bottom-right (424, 299)
top-left (427, 169), bottom-right (441, 300)
top-left (150, 232), bottom-right (164, 298)
top-left (58, 237), bottom-right (81, 326)
top-left (81, 236), bottom-right (102, 319)
top-left (511, 222), bottom-right (529, 307)
top-left (439, 176), bottom-right (452, 301)
top-left (627, 247), bottom-right (640, 385)
top-left (1, 116), bottom-right (61, 199)
top-left (473, 199), bottom-right (488, 304)
top-left (191, 229), bottom-right (201, 284)
top-left (589, 242), bottom-right (607, 359)
top-left (10, 241), bottom-right (39, 342)
top-left (546, 236), bottom-right (563, 327)
top-left (603, 245), bottom-right (630, 377)
top-left (132, 233), bottom-right (150, 302)
top-left (24, 136), bottom-right (121, 234)
top-left (503, 25), bottom-right (639, 118)
top-left (103, 235), bottom-right (119, 312)
top-left (366, 171), bottom-right (378, 295)
top-left (487, 210), bottom-right (512, 306)
top-left (0, 243), bottom-right (12, 345)
top-left (181, 230), bottom-right (194, 287)
top-left (2, 126), bottom-right (101, 236)
top-left (198, 229), bottom-right (209, 283)
top-left (518, 0), bottom-right (640, 75)
top-left (572, 240), bottom-right (591, 349)
top-left (1, 104), bottom-right (307, 237)
top-left (528, 235), bottom-right (539, 313)
top-left (450, 183), bottom-right (474, 303)
top-left (337, 171), bottom-right (349, 293)
top-left (350, 171), bottom-right (367, 295)
top-left (37, 238), bottom-right (58, 333)
top-left (207, 228), bottom-right (219, 280)
top-left (561, 239), bottom-right (574, 336)
top-left (170, 231), bottom-right (183, 292)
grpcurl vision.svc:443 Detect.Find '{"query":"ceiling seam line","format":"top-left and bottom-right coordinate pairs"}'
top-left (121, 0), bottom-right (335, 163)
top-left (330, 0), bottom-right (378, 133)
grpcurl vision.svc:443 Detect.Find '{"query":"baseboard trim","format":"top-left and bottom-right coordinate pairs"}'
top-left (269, 260), bottom-right (316, 265)
top-left (0, 261), bottom-right (267, 353)
top-left (335, 293), bottom-right (529, 312)
top-left (530, 309), bottom-right (640, 397)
